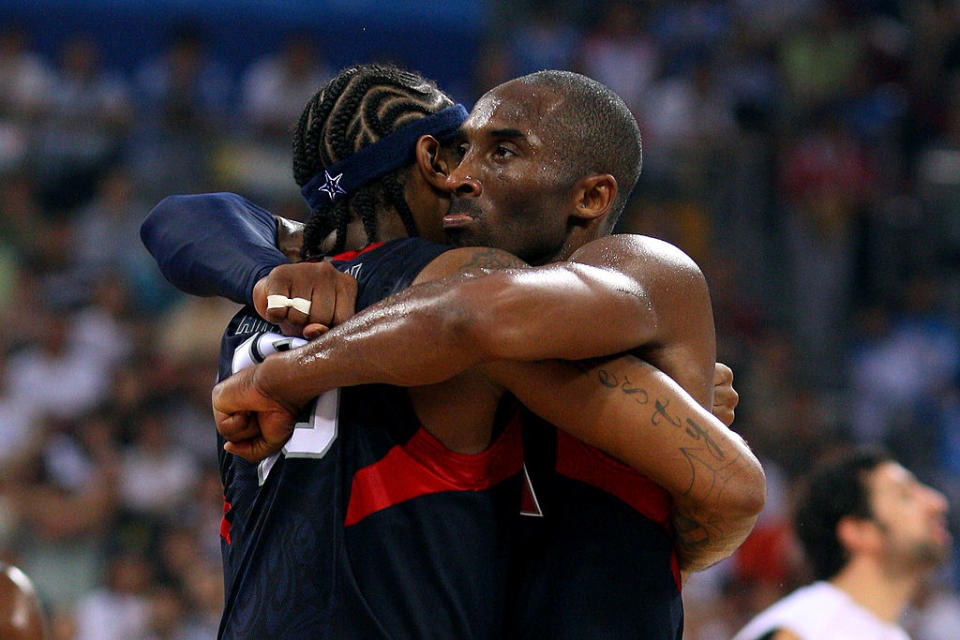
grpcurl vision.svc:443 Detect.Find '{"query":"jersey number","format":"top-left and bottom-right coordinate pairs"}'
top-left (229, 332), bottom-right (340, 485)
top-left (257, 389), bottom-right (340, 485)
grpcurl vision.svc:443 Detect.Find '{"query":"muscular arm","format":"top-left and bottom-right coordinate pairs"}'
top-left (241, 236), bottom-right (714, 409)
top-left (140, 192), bottom-right (289, 306)
top-left (487, 356), bottom-right (764, 573)
top-left (216, 244), bottom-right (758, 570)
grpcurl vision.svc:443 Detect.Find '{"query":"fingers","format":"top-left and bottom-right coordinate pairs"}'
top-left (332, 274), bottom-right (358, 326)
top-left (252, 263), bottom-right (358, 328)
top-left (713, 361), bottom-right (733, 386)
top-left (302, 323), bottom-right (329, 341)
top-left (712, 402), bottom-right (736, 428)
top-left (712, 362), bottom-right (738, 427)
top-left (215, 410), bottom-right (255, 441)
top-left (712, 386), bottom-right (739, 427)
top-left (224, 438), bottom-right (275, 464)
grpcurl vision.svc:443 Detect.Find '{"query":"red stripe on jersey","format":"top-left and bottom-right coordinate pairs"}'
top-left (554, 430), bottom-right (681, 589)
top-left (554, 429), bottom-right (674, 524)
top-left (344, 417), bottom-right (523, 527)
top-left (220, 498), bottom-right (232, 545)
top-left (329, 242), bottom-right (385, 263)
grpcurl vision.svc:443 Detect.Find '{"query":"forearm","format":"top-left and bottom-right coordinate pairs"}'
top-left (140, 192), bottom-right (288, 305)
top-left (252, 258), bottom-right (659, 406)
top-left (485, 355), bottom-right (765, 573)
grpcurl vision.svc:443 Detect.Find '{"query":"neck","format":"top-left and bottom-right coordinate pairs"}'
top-left (550, 221), bottom-right (607, 263)
top-left (830, 557), bottom-right (922, 624)
top-left (320, 210), bottom-right (409, 255)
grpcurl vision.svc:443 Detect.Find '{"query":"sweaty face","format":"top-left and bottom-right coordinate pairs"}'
top-left (867, 462), bottom-right (952, 571)
top-left (443, 81), bottom-right (576, 265)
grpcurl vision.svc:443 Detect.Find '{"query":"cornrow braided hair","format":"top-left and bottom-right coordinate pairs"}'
top-left (293, 63), bottom-right (453, 257)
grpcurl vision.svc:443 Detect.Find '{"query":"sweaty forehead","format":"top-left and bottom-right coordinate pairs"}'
top-left (465, 82), bottom-right (563, 137)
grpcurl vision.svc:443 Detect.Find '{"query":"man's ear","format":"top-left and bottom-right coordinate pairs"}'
top-left (837, 515), bottom-right (883, 556)
top-left (572, 173), bottom-right (617, 221)
top-left (415, 135), bottom-right (449, 190)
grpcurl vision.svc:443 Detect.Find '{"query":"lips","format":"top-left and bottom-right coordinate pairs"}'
top-left (443, 199), bottom-right (482, 229)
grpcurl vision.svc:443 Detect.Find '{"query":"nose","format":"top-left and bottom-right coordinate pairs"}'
top-left (924, 484), bottom-right (949, 515)
top-left (446, 164), bottom-right (482, 197)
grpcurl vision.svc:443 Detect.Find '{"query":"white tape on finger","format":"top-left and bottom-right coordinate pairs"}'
top-left (266, 295), bottom-right (312, 315)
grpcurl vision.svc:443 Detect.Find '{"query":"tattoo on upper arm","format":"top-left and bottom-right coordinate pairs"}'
top-left (458, 248), bottom-right (527, 272)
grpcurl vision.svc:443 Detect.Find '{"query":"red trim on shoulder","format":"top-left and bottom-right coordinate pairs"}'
top-left (554, 430), bottom-right (681, 589)
top-left (344, 417), bottom-right (523, 527)
top-left (220, 498), bottom-right (232, 545)
top-left (329, 242), bottom-right (386, 263)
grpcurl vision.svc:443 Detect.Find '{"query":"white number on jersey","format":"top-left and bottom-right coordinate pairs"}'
top-left (228, 331), bottom-right (341, 485)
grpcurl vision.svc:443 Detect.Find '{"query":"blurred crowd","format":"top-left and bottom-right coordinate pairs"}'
top-left (1, 1), bottom-right (960, 638)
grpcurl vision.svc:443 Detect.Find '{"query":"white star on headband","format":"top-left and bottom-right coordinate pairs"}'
top-left (317, 170), bottom-right (346, 200)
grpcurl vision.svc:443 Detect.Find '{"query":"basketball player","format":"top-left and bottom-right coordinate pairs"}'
top-left (0, 563), bottom-right (50, 640)
top-left (732, 448), bottom-right (950, 640)
top-left (144, 66), bottom-right (764, 638)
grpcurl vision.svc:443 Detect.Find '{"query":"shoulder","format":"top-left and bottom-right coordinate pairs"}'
top-left (570, 234), bottom-right (705, 281)
top-left (733, 583), bottom-right (852, 640)
top-left (413, 246), bottom-right (528, 285)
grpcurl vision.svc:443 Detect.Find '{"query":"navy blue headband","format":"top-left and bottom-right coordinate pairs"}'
top-left (301, 103), bottom-right (468, 210)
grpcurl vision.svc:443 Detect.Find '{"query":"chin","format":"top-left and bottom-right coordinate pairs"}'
top-left (445, 229), bottom-right (478, 247)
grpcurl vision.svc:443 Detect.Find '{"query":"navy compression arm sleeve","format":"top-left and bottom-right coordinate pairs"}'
top-left (140, 192), bottom-right (288, 306)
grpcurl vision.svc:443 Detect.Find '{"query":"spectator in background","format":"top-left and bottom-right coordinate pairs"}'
top-left (733, 447), bottom-right (951, 640)
top-left (779, 110), bottom-right (876, 387)
top-left (72, 167), bottom-right (169, 308)
top-left (779, 5), bottom-right (863, 117)
top-left (71, 553), bottom-right (153, 640)
top-left (0, 25), bottom-right (51, 119)
top-left (241, 32), bottom-right (330, 139)
top-left (130, 24), bottom-right (231, 199)
top-left (118, 408), bottom-right (200, 519)
top-left (508, 0), bottom-right (581, 74)
top-left (0, 26), bottom-right (49, 172)
top-left (36, 35), bottom-right (131, 210)
top-left (575, 1), bottom-right (660, 114)
top-left (135, 23), bottom-right (230, 130)
top-left (4, 304), bottom-right (112, 421)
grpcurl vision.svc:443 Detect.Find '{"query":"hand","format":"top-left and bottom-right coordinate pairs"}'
top-left (212, 365), bottom-right (298, 463)
top-left (712, 362), bottom-right (739, 427)
top-left (252, 262), bottom-right (358, 338)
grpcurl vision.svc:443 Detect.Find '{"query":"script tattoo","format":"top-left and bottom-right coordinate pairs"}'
top-left (592, 360), bottom-right (740, 504)
top-left (653, 399), bottom-right (725, 462)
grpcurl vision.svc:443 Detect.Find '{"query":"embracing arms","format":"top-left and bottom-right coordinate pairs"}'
top-left (223, 236), bottom-right (716, 412)
top-left (213, 245), bottom-right (759, 572)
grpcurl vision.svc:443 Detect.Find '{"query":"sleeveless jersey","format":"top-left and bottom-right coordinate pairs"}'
top-left (216, 238), bottom-right (524, 639)
top-left (505, 411), bottom-right (683, 639)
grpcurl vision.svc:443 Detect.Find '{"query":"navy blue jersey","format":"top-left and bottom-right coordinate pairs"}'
top-left (216, 238), bottom-right (523, 639)
top-left (506, 411), bottom-right (683, 640)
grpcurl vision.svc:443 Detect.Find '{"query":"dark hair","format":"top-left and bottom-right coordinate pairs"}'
top-left (516, 70), bottom-right (642, 229)
top-left (293, 63), bottom-right (453, 257)
top-left (793, 446), bottom-right (892, 580)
